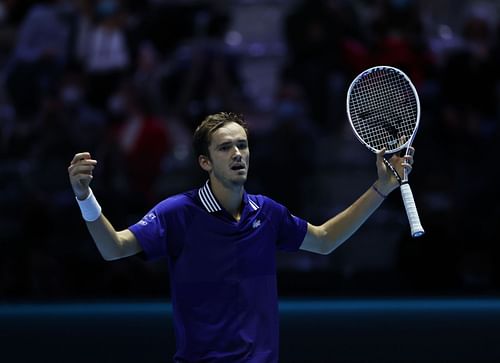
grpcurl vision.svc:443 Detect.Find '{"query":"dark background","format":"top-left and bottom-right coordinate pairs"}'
top-left (2, 1), bottom-right (500, 362)
top-left (0, 0), bottom-right (499, 302)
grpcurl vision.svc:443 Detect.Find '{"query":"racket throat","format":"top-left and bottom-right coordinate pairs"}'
top-left (383, 158), bottom-right (402, 184)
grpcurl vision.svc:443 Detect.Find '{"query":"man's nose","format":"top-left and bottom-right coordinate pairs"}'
top-left (233, 146), bottom-right (242, 159)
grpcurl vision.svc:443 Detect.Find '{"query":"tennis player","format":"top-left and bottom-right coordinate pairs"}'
top-left (68, 112), bottom-right (413, 362)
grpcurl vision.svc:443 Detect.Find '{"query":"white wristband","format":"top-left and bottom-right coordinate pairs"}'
top-left (76, 188), bottom-right (102, 222)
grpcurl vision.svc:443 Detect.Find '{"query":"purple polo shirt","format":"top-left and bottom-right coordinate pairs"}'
top-left (128, 181), bottom-right (307, 363)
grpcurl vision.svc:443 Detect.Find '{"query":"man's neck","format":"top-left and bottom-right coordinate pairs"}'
top-left (209, 178), bottom-right (244, 220)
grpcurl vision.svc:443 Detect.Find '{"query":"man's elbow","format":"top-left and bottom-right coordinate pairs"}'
top-left (310, 240), bottom-right (330, 255)
top-left (323, 236), bottom-right (350, 255)
top-left (98, 247), bottom-right (126, 261)
top-left (100, 248), bottom-right (141, 261)
top-left (101, 254), bottom-right (120, 261)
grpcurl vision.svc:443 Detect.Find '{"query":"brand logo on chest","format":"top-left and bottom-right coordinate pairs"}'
top-left (252, 219), bottom-right (261, 229)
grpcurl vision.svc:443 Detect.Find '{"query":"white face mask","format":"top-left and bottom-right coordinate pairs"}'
top-left (61, 86), bottom-right (83, 105)
top-left (107, 94), bottom-right (125, 115)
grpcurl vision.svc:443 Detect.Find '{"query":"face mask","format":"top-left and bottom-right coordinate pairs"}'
top-left (61, 86), bottom-right (82, 105)
top-left (96, 0), bottom-right (118, 19)
top-left (108, 94), bottom-right (125, 115)
top-left (390, 0), bottom-right (410, 10)
top-left (276, 100), bottom-right (305, 121)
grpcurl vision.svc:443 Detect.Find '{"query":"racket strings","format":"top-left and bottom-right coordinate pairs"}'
top-left (348, 68), bottom-right (418, 152)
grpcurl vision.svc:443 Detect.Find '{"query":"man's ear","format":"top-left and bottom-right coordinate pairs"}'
top-left (198, 155), bottom-right (212, 172)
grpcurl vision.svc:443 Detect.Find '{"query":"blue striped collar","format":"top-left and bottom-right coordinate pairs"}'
top-left (198, 180), bottom-right (259, 213)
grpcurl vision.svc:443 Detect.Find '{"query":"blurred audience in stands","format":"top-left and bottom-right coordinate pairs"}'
top-left (0, 0), bottom-right (499, 299)
top-left (4, 0), bottom-right (69, 120)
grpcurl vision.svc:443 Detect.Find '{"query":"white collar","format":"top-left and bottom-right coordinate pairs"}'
top-left (198, 180), bottom-right (222, 213)
top-left (198, 180), bottom-right (259, 213)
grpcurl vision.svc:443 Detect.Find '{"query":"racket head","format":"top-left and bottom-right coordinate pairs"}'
top-left (346, 66), bottom-right (420, 154)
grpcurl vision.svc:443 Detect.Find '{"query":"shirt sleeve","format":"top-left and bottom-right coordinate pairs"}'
top-left (128, 194), bottom-right (190, 260)
top-left (276, 209), bottom-right (308, 251)
top-left (260, 196), bottom-right (307, 251)
top-left (128, 206), bottom-right (167, 261)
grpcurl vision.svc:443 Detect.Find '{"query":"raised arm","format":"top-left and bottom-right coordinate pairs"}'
top-left (68, 152), bottom-right (143, 261)
top-left (300, 148), bottom-right (413, 255)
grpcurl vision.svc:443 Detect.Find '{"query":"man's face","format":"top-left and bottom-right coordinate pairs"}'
top-left (201, 122), bottom-right (250, 188)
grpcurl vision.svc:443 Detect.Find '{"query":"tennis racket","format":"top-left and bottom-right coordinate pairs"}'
top-left (346, 65), bottom-right (424, 237)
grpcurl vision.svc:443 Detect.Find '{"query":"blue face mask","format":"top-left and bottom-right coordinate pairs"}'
top-left (62, 86), bottom-right (83, 105)
top-left (276, 100), bottom-right (305, 122)
top-left (96, 0), bottom-right (118, 19)
top-left (391, 0), bottom-right (411, 10)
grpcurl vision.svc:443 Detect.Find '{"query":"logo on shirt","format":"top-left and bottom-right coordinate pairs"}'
top-left (252, 219), bottom-right (261, 229)
top-left (138, 212), bottom-right (157, 226)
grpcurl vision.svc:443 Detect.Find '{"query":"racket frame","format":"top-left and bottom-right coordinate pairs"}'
top-left (346, 65), bottom-right (424, 237)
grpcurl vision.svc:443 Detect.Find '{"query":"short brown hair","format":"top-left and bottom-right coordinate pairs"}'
top-left (193, 112), bottom-right (248, 158)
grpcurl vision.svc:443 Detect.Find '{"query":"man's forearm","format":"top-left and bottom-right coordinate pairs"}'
top-left (320, 184), bottom-right (386, 253)
top-left (85, 215), bottom-right (140, 261)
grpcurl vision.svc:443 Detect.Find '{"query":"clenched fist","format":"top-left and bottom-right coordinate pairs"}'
top-left (68, 152), bottom-right (98, 200)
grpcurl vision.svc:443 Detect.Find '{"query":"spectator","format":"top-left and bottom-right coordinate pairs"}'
top-left (108, 80), bottom-right (172, 207)
top-left (77, 0), bottom-right (131, 110)
top-left (161, 7), bottom-right (245, 131)
top-left (4, 0), bottom-right (69, 119)
top-left (368, 0), bottom-right (435, 86)
top-left (283, 0), bottom-right (361, 132)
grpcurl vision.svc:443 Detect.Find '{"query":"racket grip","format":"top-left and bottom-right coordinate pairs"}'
top-left (400, 183), bottom-right (425, 237)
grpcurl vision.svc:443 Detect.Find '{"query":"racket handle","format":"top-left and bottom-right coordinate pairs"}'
top-left (400, 183), bottom-right (425, 238)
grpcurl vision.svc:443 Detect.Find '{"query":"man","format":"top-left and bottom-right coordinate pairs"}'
top-left (68, 112), bottom-right (413, 362)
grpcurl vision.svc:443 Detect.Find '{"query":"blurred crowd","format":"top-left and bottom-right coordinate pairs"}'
top-left (0, 0), bottom-right (499, 300)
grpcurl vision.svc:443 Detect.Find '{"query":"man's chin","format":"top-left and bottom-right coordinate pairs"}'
top-left (230, 174), bottom-right (247, 186)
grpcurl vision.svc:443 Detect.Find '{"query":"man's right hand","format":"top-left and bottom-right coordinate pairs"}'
top-left (68, 152), bottom-right (97, 200)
